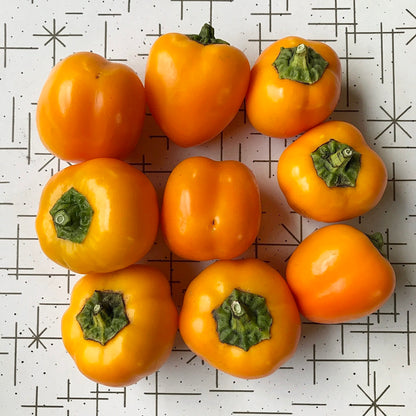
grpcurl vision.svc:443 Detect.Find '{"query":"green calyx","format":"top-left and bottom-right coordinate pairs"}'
top-left (187, 23), bottom-right (229, 45)
top-left (367, 232), bottom-right (386, 257)
top-left (212, 288), bottom-right (272, 352)
top-left (49, 187), bottom-right (94, 243)
top-left (273, 43), bottom-right (328, 84)
top-left (311, 139), bottom-right (361, 188)
top-left (76, 290), bottom-right (130, 346)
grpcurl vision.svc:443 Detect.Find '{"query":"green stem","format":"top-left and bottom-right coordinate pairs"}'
top-left (311, 139), bottom-right (361, 188)
top-left (53, 210), bottom-right (72, 226)
top-left (367, 232), bottom-right (386, 257)
top-left (231, 300), bottom-right (244, 316)
top-left (212, 288), bottom-right (272, 352)
top-left (49, 187), bottom-right (94, 243)
top-left (272, 43), bottom-right (329, 84)
top-left (76, 290), bottom-right (129, 346)
top-left (187, 23), bottom-right (229, 45)
top-left (328, 147), bottom-right (354, 168)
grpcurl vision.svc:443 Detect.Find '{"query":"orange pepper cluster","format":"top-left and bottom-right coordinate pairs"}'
top-left (35, 24), bottom-right (395, 386)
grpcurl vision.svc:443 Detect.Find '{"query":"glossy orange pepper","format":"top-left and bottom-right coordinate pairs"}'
top-left (285, 224), bottom-right (396, 324)
top-left (36, 158), bottom-right (159, 274)
top-left (145, 24), bottom-right (250, 147)
top-left (161, 156), bottom-right (261, 261)
top-left (246, 36), bottom-right (341, 138)
top-left (36, 52), bottom-right (145, 162)
top-left (179, 258), bottom-right (301, 379)
top-left (62, 264), bottom-right (178, 387)
top-left (277, 120), bottom-right (387, 222)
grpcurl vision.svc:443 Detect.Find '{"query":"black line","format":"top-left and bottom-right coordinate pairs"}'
top-left (145, 392), bottom-right (202, 395)
top-left (232, 412), bottom-right (292, 415)
top-left (345, 27), bottom-right (350, 107)
top-left (209, 389), bottom-right (254, 393)
top-left (380, 22), bottom-right (384, 83)
top-left (312, 7), bottom-right (350, 10)
top-left (407, 310), bottom-right (411, 365)
top-left (155, 371), bottom-right (158, 416)
top-left (391, 30), bottom-right (397, 142)
top-left (0, 292), bottom-right (22, 295)
top-left (3, 23), bottom-right (6, 67)
top-left (104, 21), bottom-right (108, 59)
top-left (382, 146), bottom-right (416, 149)
top-left (15, 224), bottom-right (20, 280)
top-left (335, 0), bottom-right (338, 37)
top-left (312, 344), bottom-right (316, 384)
top-left (14, 322), bottom-right (18, 386)
top-left (11, 96), bottom-right (15, 143)
top-left (352, 0), bottom-right (357, 42)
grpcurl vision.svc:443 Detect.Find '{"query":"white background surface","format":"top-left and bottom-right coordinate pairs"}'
top-left (1, 1), bottom-right (415, 415)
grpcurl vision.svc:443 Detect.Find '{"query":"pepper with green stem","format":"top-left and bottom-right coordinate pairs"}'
top-left (36, 158), bottom-right (159, 274)
top-left (277, 120), bottom-right (388, 222)
top-left (61, 264), bottom-right (178, 387)
top-left (145, 23), bottom-right (251, 147)
top-left (246, 35), bottom-right (342, 138)
top-left (179, 259), bottom-right (301, 379)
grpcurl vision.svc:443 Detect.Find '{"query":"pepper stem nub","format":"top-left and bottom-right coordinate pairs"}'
top-left (212, 288), bottom-right (272, 352)
top-left (53, 210), bottom-right (72, 226)
top-left (231, 300), bottom-right (244, 317)
top-left (76, 290), bottom-right (130, 346)
top-left (49, 187), bottom-right (94, 243)
top-left (187, 23), bottom-right (229, 45)
top-left (273, 43), bottom-right (329, 84)
top-left (328, 147), bottom-right (354, 168)
top-left (311, 139), bottom-right (361, 188)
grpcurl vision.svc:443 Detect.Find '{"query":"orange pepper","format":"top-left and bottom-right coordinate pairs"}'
top-left (36, 52), bottom-right (145, 162)
top-left (36, 158), bottom-right (159, 274)
top-left (145, 24), bottom-right (250, 147)
top-left (62, 264), bottom-right (178, 387)
top-left (179, 259), bottom-right (301, 379)
top-left (246, 36), bottom-right (341, 138)
top-left (285, 224), bottom-right (396, 324)
top-left (161, 156), bottom-right (261, 261)
top-left (277, 120), bottom-right (387, 222)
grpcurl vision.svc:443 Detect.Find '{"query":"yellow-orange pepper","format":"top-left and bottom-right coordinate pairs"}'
top-left (277, 121), bottom-right (387, 222)
top-left (286, 224), bottom-right (396, 324)
top-left (145, 23), bottom-right (250, 147)
top-left (246, 36), bottom-right (341, 138)
top-left (36, 158), bottom-right (159, 274)
top-left (161, 156), bottom-right (261, 261)
top-left (36, 52), bottom-right (145, 162)
top-left (179, 259), bottom-right (301, 379)
top-left (62, 265), bottom-right (178, 386)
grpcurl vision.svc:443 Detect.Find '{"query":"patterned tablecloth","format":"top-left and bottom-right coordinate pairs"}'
top-left (1, 1), bottom-right (415, 415)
